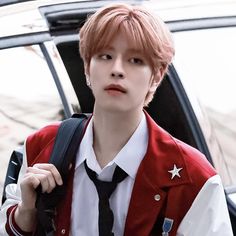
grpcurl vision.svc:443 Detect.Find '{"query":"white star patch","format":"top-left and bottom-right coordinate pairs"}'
top-left (168, 164), bottom-right (183, 180)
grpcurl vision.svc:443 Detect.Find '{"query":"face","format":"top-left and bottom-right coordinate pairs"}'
top-left (86, 31), bottom-right (157, 114)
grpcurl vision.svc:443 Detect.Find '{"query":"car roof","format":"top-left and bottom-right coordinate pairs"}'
top-left (1, 0), bottom-right (236, 17)
top-left (0, 0), bottom-right (236, 38)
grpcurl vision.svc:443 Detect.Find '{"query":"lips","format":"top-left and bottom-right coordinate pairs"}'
top-left (104, 84), bottom-right (127, 93)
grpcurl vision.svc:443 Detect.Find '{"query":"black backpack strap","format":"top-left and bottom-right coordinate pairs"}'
top-left (2, 149), bottom-right (23, 204)
top-left (49, 113), bottom-right (89, 179)
top-left (35, 113), bottom-right (89, 236)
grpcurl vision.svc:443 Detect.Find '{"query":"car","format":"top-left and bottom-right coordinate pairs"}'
top-left (0, 0), bottom-right (236, 233)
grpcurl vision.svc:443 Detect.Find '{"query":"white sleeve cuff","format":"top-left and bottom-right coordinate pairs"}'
top-left (177, 175), bottom-right (233, 236)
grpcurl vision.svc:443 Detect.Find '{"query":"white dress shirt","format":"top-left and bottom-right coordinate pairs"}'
top-left (71, 113), bottom-right (148, 236)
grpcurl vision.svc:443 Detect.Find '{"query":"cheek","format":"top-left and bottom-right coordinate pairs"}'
top-left (136, 68), bottom-right (153, 88)
top-left (89, 59), bottom-right (108, 79)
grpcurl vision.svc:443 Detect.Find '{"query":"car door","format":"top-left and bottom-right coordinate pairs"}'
top-left (169, 17), bottom-right (236, 233)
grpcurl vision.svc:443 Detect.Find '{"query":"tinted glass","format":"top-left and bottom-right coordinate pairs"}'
top-left (173, 27), bottom-right (236, 186)
top-left (0, 45), bottom-right (64, 194)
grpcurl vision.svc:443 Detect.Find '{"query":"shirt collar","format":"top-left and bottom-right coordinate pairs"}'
top-left (75, 113), bottom-right (148, 179)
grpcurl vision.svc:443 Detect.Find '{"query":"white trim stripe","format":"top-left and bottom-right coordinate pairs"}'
top-left (9, 207), bottom-right (24, 236)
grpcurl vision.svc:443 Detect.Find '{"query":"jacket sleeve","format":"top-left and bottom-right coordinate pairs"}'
top-left (176, 175), bottom-right (233, 236)
top-left (0, 123), bottom-right (59, 236)
top-left (0, 144), bottom-right (32, 236)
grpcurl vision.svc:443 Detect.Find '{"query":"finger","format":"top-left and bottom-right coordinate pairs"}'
top-left (20, 174), bottom-right (40, 210)
top-left (33, 163), bottom-right (63, 186)
top-left (22, 173), bottom-right (41, 190)
top-left (27, 170), bottom-right (58, 193)
top-left (24, 172), bottom-right (57, 194)
top-left (27, 167), bottom-right (57, 191)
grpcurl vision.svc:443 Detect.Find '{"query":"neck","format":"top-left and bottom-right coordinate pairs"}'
top-left (92, 107), bottom-right (143, 168)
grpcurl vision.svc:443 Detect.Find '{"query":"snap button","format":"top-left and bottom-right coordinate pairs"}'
top-left (61, 229), bottom-right (66, 234)
top-left (154, 194), bottom-right (161, 201)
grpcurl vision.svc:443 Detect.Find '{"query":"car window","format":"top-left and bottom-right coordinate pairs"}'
top-left (173, 26), bottom-right (236, 186)
top-left (0, 45), bottom-right (65, 194)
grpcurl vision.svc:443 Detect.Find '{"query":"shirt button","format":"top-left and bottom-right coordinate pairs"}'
top-left (154, 194), bottom-right (161, 201)
top-left (61, 229), bottom-right (66, 234)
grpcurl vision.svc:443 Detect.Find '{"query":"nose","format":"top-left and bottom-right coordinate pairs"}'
top-left (110, 57), bottom-right (125, 79)
top-left (111, 72), bottom-right (124, 78)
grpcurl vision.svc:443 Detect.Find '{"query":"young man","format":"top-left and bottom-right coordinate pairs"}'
top-left (0, 3), bottom-right (233, 236)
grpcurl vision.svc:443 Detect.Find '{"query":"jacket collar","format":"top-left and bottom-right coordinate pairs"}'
top-left (141, 111), bottom-right (192, 188)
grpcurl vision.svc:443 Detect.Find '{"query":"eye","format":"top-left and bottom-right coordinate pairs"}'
top-left (99, 54), bottom-right (112, 60)
top-left (130, 57), bottom-right (144, 65)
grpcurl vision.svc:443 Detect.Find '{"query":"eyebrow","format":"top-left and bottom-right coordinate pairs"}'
top-left (127, 49), bottom-right (144, 55)
top-left (101, 46), bottom-right (144, 55)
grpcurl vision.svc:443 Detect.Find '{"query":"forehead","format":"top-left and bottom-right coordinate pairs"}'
top-left (98, 29), bottom-right (147, 55)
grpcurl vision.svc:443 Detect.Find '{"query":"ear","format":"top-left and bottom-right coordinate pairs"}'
top-left (84, 63), bottom-right (90, 76)
top-left (149, 79), bottom-right (159, 93)
top-left (156, 66), bottom-right (166, 82)
top-left (149, 67), bottom-right (166, 92)
top-left (84, 64), bottom-right (91, 87)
